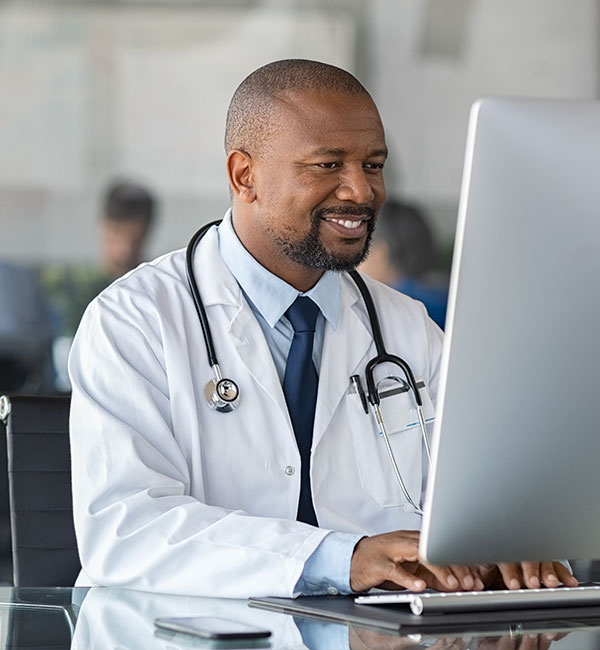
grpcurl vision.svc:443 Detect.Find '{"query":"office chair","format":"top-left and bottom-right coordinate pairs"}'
top-left (0, 394), bottom-right (80, 586)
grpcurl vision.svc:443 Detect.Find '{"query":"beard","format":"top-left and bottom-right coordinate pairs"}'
top-left (271, 205), bottom-right (376, 272)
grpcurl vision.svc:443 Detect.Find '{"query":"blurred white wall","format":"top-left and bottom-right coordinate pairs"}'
top-left (370, 0), bottom-right (599, 240)
top-left (0, 1), bottom-right (356, 263)
top-left (0, 0), bottom-right (598, 262)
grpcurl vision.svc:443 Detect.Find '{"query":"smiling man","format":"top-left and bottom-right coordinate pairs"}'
top-left (69, 59), bottom-right (576, 597)
top-left (226, 77), bottom-right (386, 290)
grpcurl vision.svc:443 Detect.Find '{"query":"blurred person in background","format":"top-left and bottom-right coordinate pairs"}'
top-left (359, 198), bottom-right (449, 329)
top-left (42, 180), bottom-right (157, 390)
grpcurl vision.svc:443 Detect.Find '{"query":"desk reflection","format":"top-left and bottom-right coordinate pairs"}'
top-left (348, 628), bottom-right (570, 650)
top-left (70, 587), bottom-right (600, 650)
top-left (71, 587), bottom-right (309, 649)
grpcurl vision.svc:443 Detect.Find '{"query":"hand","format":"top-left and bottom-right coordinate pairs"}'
top-left (349, 628), bottom-right (568, 650)
top-left (478, 561), bottom-right (579, 590)
top-left (471, 632), bottom-right (569, 650)
top-left (349, 530), bottom-right (484, 593)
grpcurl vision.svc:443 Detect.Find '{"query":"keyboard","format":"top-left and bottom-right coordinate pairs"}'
top-left (355, 585), bottom-right (600, 615)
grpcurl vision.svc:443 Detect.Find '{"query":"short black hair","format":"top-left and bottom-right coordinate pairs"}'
top-left (103, 181), bottom-right (156, 226)
top-left (373, 199), bottom-right (437, 276)
top-left (225, 59), bottom-right (371, 154)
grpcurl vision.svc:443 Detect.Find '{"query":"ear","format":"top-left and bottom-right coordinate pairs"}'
top-left (226, 150), bottom-right (256, 203)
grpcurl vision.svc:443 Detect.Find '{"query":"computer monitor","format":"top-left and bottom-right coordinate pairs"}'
top-left (420, 97), bottom-right (600, 566)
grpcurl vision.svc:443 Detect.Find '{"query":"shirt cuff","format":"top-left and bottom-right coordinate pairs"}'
top-left (294, 531), bottom-right (363, 596)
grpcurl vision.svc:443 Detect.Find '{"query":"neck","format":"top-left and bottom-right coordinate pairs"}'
top-left (279, 264), bottom-right (324, 293)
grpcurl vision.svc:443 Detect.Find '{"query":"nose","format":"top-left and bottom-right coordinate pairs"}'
top-left (335, 164), bottom-right (376, 204)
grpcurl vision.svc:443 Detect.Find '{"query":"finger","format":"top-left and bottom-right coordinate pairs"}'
top-left (538, 561), bottom-right (561, 587)
top-left (538, 633), bottom-right (558, 650)
top-left (520, 561), bottom-right (541, 589)
top-left (412, 564), bottom-right (454, 592)
top-left (545, 561), bottom-right (579, 587)
top-left (413, 561), bottom-right (484, 594)
top-left (556, 562), bottom-right (579, 587)
top-left (434, 640), bottom-right (468, 650)
top-left (449, 564), bottom-right (483, 591)
top-left (417, 561), bottom-right (467, 592)
top-left (484, 636), bottom-right (515, 650)
top-left (448, 564), bottom-right (473, 591)
top-left (428, 638), bottom-right (458, 650)
top-left (387, 562), bottom-right (428, 592)
top-left (468, 570), bottom-right (486, 591)
top-left (497, 562), bottom-right (525, 590)
top-left (476, 563), bottom-right (500, 589)
top-left (475, 639), bottom-right (499, 650)
top-left (518, 634), bottom-right (541, 650)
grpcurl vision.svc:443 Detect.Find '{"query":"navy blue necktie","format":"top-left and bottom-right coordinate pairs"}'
top-left (283, 297), bottom-right (320, 526)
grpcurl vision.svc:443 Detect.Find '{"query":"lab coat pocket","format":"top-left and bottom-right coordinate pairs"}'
top-left (347, 383), bottom-right (435, 510)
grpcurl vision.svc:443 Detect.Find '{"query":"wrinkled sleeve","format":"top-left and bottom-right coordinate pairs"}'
top-left (294, 531), bottom-right (363, 596)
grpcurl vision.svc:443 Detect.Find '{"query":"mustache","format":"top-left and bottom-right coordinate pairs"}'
top-left (315, 205), bottom-right (376, 220)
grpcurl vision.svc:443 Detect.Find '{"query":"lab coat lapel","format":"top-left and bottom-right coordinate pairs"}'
top-left (227, 307), bottom-right (289, 415)
top-left (313, 275), bottom-right (374, 448)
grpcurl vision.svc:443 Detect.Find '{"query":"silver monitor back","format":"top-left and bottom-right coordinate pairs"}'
top-left (420, 97), bottom-right (600, 566)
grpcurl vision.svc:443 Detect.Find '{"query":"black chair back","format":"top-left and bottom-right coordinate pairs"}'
top-left (0, 394), bottom-right (80, 586)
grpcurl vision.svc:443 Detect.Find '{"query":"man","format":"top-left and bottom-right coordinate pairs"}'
top-left (69, 60), bottom-right (576, 597)
top-left (43, 180), bottom-right (156, 340)
top-left (43, 180), bottom-right (156, 391)
top-left (99, 180), bottom-right (156, 280)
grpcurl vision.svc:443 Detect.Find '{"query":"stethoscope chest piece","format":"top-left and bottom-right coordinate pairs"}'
top-left (204, 377), bottom-right (240, 413)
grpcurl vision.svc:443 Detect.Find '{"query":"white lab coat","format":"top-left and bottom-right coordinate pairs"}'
top-left (69, 225), bottom-right (444, 597)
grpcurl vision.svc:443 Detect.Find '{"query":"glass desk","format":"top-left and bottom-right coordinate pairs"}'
top-left (2, 586), bottom-right (600, 649)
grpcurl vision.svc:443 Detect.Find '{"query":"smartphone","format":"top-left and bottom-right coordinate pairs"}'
top-left (154, 616), bottom-right (271, 641)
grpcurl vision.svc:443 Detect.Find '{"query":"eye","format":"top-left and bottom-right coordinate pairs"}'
top-left (316, 162), bottom-right (340, 169)
top-left (363, 162), bottom-right (385, 172)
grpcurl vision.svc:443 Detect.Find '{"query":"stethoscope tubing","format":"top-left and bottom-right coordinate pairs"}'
top-left (186, 220), bottom-right (223, 369)
top-left (348, 269), bottom-right (423, 408)
top-left (186, 223), bottom-right (425, 413)
top-left (186, 221), bottom-right (431, 510)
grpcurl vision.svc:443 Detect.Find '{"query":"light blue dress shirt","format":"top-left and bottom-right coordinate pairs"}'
top-left (217, 211), bottom-right (362, 595)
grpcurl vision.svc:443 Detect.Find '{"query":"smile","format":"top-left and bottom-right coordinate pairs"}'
top-left (327, 218), bottom-right (364, 229)
top-left (321, 215), bottom-right (370, 237)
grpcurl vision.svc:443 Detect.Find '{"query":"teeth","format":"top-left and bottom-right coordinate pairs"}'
top-left (330, 218), bottom-right (362, 229)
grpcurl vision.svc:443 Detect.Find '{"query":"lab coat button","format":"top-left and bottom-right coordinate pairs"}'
top-left (284, 465), bottom-right (295, 476)
top-left (327, 586), bottom-right (339, 595)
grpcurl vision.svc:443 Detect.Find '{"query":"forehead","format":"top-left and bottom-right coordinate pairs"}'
top-left (267, 89), bottom-right (386, 154)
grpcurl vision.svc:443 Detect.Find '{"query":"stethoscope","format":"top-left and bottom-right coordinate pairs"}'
top-left (186, 220), bottom-right (432, 514)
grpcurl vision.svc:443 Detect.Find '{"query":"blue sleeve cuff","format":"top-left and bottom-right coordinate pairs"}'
top-left (294, 531), bottom-right (363, 596)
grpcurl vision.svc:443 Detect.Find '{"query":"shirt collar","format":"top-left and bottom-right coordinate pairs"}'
top-left (218, 209), bottom-right (340, 329)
